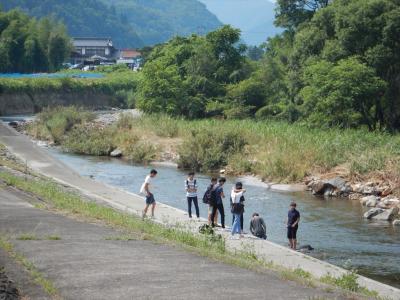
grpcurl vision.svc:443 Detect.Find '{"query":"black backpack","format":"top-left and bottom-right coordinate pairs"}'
top-left (202, 184), bottom-right (216, 205)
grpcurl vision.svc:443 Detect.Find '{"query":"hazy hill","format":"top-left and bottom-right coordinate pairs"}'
top-left (0, 0), bottom-right (222, 47)
top-left (199, 0), bottom-right (282, 45)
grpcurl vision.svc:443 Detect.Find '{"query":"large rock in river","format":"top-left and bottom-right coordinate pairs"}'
top-left (364, 208), bottom-right (384, 219)
top-left (372, 207), bottom-right (399, 221)
top-left (311, 177), bottom-right (350, 196)
top-left (110, 148), bottom-right (123, 157)
top-left (360, 195), bottom-right (379, 206)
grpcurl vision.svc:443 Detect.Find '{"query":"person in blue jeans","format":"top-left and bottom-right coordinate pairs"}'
top-left (231, 182), bottom-right (245, 238)
top-left (185, 172), bottom-right (199, 219)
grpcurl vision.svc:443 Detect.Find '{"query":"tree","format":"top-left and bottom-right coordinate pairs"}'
top-left (275, 0), bottom-right (331, 30)
top-left (300, 58), bottom-right (386, 129)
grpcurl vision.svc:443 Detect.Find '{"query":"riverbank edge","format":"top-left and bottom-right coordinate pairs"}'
top-left (1, 123), bottom-right (399, 299)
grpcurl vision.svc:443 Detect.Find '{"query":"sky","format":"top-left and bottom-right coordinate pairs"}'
top-left (199, 0), bottom-right (282, 45)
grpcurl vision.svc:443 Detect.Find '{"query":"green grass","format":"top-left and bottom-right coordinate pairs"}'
top-left (46, 235), bottom-right (61, 240)
top-left (321, 273), bottom-right (379, 298)
top-left (17, 234), bottom-right (40, 241)
top-left (0, 170), bottom-right (384, 298)
top-left (0, 236), bottom-right (58, 296)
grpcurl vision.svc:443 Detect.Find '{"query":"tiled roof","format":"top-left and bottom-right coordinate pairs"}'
top-left (120, 49), bottom-right (141, 58)
top-left (73, 37), bottom-right (113, 47)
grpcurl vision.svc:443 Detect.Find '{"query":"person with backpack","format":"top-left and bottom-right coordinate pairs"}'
top-left (211, 178), bottom-right (226, 228)
top-left (203, 177), bottom-right (218, 225)
top-left (230, 182), bottom-right (245, 238)
top-left (185, 172), bottom-right (199, 219)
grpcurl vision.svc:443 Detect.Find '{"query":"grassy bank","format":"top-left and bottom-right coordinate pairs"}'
top-left (26, 107), bottom-right (400, 186)
top-left (0, 166), bottom-right (379, 298)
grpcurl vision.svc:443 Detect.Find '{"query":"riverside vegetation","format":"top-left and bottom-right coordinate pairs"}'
top-left (0, 146), bottom-right (380, 298)
top-left (24, 107), bottom-right (400, 189)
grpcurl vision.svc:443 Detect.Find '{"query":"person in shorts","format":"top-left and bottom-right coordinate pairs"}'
top-left (287, 202), bottom-right (300, 250)
top-left (140, 169), bottom-right (158, 219)
top-left (186, 172), bottom-right (199, 219)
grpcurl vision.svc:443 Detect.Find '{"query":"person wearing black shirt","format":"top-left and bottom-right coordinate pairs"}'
top-left (287, 202), bottom-right (300, 250)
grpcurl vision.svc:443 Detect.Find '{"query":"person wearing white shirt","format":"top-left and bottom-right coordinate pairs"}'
top-left (185, 172), bottom-right (199, 219)
top-left (140, 169), bottom-right (158, 219)
top-left (231, 182), bottom-right (245, 238)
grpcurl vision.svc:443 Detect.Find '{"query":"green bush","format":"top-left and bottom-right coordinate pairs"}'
top-left (63, 126), bottom-right (115, 156)
top-left (126, 142), bottom-right (158, 163)
top-left (178, 128), bottom-right (247, 171)
top-left (32, 106), bottom-right (94, 144)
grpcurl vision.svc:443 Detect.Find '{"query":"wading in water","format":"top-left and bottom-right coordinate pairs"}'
top-left (230, 182), bottom-right (245, 239)
top-left (287, 202), bottom-right (300, 250)
top-left (186, 172), bottom-right (199, 219)
top-left (140, 169), bottom-right (158, 219)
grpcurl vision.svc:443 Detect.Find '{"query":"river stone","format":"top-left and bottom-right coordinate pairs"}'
top-left (110, 149), bottom-right (122, 157)
top-left (360, 195), bottom-right (379, 206)
top-left (372, 207), bottom-right (399, 221)
top-left (383, 197), bottom-right (400, 206)
top-left (311, 181), bottom-right (335, 196)
top-left (377, 202), bottom-right (389, 209)
top-left (364, 208), bottom-right (384, 219)
top-left (393, 219), bottom-right (400, 226)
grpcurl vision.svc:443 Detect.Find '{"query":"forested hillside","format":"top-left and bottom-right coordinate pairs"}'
top-left (137, 0), bottom-right (400, 131)
top-left (0, 0), bottom-right (221, 47)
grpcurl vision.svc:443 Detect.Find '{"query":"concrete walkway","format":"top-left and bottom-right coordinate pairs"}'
top-left (0, 187), bottom-right (345, 300)
top-left (1, 122), bottom-right (400, 300)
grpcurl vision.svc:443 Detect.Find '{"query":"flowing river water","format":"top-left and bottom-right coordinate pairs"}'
top-left (1, 116), bottom-right (399, 288)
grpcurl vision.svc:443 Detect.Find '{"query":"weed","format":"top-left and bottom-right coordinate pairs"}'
top-left (46, 235), bottom-right (61, 240)
top-left (0, 236), bottom-right (58, 296)
top-left (105, 235), bottom-right (137, 241)
top-left (17, 234), bottom-right (40, 241)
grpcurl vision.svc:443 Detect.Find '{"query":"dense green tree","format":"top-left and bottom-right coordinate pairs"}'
top-left (300, 58), bottom-right (386, 129)
top-left (0, 9), bottom-right (71, 73)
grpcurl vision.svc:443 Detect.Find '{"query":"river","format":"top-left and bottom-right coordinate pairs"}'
top-left (45, 148), bottom-right (400, 288)
top-left (1, 116), bottom-right (399, 288)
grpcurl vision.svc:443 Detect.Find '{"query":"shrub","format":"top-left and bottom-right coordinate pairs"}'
top-left (63, 126), bottom-right (115, 156)
top-left (126, 142), bottom-right (158, 163)
top-left (178, 128), bottom-right (247, 171)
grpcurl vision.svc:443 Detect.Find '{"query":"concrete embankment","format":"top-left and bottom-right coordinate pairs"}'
top-left (1, 122), bottom-right (399, 300)
top-left (0, 92), bottom-right (117, 115)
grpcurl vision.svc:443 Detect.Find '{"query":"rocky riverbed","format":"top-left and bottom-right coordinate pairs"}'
top-left (306, 177), bottom-right (400, 224)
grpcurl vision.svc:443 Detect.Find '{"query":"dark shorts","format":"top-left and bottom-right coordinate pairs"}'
top-left (287, 226), bottom-right (298, 239)
top-left (145, 193), bottom-right (155, 205)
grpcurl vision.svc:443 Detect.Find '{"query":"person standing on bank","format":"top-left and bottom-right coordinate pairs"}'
top-left (287, 202), bottom-right (300, 250)
top-left (140, 169), bottom-right (158, 219)
top-left (231, 182), bottom-right (245, 238)
top-left (211, 178), bottom-right (226, 228)
top-left (186, 172), bottom-right (200, 219)
top-left (203, 177), bottom-right (218, 225)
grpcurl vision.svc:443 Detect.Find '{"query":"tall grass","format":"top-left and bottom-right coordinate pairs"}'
top-left (26, 107), bottom-right (400, 183)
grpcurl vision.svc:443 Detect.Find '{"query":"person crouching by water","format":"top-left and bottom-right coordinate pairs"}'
top-left (231, 182), bottom-right (245, 238)
top-left (250, 213), bottom-right (266, 239)
top-left (186, 172), bottom-right (200, 219)
top-left (203, 177), bottom-right (218, 225)
top-left (140, 169), bottom-right (158, 219)
top-left (211, 178), bottom-right (226, 228)
top-left (287, 202), bottom-right (300, 250)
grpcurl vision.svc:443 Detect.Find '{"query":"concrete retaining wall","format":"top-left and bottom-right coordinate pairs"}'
top-left (0, 92), bottom-right (117, 115)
